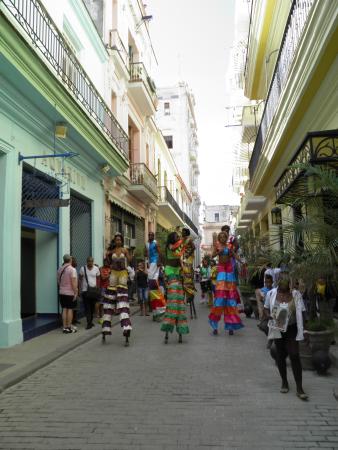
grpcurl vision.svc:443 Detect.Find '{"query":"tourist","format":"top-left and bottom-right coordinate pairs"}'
top-left (145, 232), bottom-right (166, 321)
top-left (57, 254), bottom-right (78, 334)
top-left (136, 261), bottom-right (149, 316)
top-left (102, 233), bottom-right (132, 346)
top-left (208, 231), bottom-right (243, 336)
top-left (161, 232), bottom-right (189, 344)
top-left (181, 228), bottom-right (197, 318)
top-left (264, 274), bottom-right (308, 400)
top-left (79, 257), bottom-right (100, 330)
top-left (200, 258), bottom-right (212, 304)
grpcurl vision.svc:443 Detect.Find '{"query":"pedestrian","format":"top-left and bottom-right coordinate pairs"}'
top-left (181, 228), bottom-right (197, 319)
top-left (79, 257), bottom-right (100, 330)
top-left (200, 258), bottom-right (212, 304)
top-left (102, 233), bottom-right (132, 346)
top-left (136, 261), bottom-right (149, 316)
top-left (208, 231), bottom-right (244, 336)
top-left (70, 256), bottom-right (81, 326)
top-left (57, 254), bottom-right (78, 334)
top-left (98, 258), bottom-right (111, 323)
top-left (145, 231), bottom-right (166, 321)
top-left (161, 231), bottom-right (189, 344)
top-left (264, 274), bottom-right (308, 400)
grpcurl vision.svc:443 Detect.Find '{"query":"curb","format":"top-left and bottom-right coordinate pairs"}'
top-left (0, 307), bottom-right (139, 394)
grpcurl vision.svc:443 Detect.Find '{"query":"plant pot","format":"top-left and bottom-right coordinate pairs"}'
top-left (305, 329), bottom-right (335, 354)
top-left (299, 340), bottom-right (314, 371)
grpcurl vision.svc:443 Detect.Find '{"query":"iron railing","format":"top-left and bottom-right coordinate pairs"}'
top-left (2, 0), bottom-right (129, 159)
top-left (130, 163), bottom-right (157, 198)
top-left (158, 186), bottom-right (183, 217)
top-left (109, 29), bottom-right (129, 70)
top-left (275, 130), bottom-right (338, 201)
top-left (183, 212), bottom-right (199, 235)
top-left (130, 62), bottom-right (157, 102)
top-left (249, 0), bottom-right (314, 180)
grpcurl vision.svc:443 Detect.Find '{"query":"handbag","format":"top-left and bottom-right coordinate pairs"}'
top-left (84, 266), bottom-right (100, 300)
top-left (257, 317), bottom-right (269, 336)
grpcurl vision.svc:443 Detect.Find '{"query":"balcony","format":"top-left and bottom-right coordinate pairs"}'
top-left (109, 29), bottom-right (129, 78)
top-left (157, 186), bottom-right (185, 227)
top-left (183, 212), bottom-right (199, 236)
top-left (249, 0), bottom-right (314, 181)
top-left (128, 163), bottom-right (158, 203)
top-left (241, 103), bottom-right (264, 144)
top-left (275, 130), bottom-right (338, 204)
top-left (1, 0), bottom-right (129, 160)
top-left (129, 62), bottom-right (158, 116)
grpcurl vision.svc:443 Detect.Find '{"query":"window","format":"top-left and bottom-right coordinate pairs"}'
top-left (164, 102), bottom-right (170, 115)
top-left (124, 222), bottom-right (135, 248)
top-left (214, 213), bottom-right (219, 222)
top-left (164, 135), bottom-right (173, 149)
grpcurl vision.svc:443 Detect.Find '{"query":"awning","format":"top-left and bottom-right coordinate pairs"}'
top-left (108, 194), bottom-right (143, 219)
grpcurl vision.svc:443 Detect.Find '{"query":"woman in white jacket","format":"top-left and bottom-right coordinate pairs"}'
top-left (264, 274), bottom-right (308, 400)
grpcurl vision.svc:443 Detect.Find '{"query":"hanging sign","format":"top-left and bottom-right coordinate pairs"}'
top-left (23, 198), bottom-right (70, 208)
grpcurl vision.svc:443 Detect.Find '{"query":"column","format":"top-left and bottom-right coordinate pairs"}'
top-left (0, 141), bottom-right (23, 347)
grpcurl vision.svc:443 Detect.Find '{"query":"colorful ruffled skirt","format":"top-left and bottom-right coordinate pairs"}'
top-left (148, 263), bottom-right (166, 321)
top-left (208, 261), bottom-right (243, 332)
top-left (161, 266), bottom-right (189, 335)
top-left (102, 269), bottom-right (132, 336)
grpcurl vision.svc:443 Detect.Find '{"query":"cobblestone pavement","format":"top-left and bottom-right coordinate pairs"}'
top-left (0, 299), bottom-right (337, 450)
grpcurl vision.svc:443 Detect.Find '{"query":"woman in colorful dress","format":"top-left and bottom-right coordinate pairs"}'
top-left (161, 231), bottom-right (189, 344)
top-left (208, 231), bottom-right (243, 336)
top-left (102, 233), bottom-right (132, 346)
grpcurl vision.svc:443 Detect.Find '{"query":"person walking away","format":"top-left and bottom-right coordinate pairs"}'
top-left (181, 228), bottom-right (197, 319)
top-left (102, 233), bottom-right (132, 346)
top-left (145, 232), bottom-right (166, 321)
top-left (208, 231), bottom-right (243, 336)
top-left (161, 232), bottom-right (189, 344)
top-left (57, 254), bottom-right (78, 333)
top-left (70, 256), bottom-right (80, 326)
top-left (200, 259), bottom-right (211, 304)
top-left (79, 257), bottom-right (100, 330)
top-left (264, 274), bottom-right (308, 400)
top-left (136, 261), bottom-right (149, 316)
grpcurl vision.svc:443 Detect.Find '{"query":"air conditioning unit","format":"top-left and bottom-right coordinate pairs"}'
top-left (130, 238), bottom-right (137, 248)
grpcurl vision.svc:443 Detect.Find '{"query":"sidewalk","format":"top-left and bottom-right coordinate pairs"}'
top-left (0, 305), bottom-right (139, 393)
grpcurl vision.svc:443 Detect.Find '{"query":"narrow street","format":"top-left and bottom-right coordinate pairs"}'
top-left (0, 295), bottom-right (337, 450)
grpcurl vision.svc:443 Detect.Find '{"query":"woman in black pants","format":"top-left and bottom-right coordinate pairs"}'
top-left (264, 275), bottom-right (308, 400)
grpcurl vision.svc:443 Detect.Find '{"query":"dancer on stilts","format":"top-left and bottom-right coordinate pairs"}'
top-left (161, 231), bottom-right (189, 344)
top-left (208, 231), bottom-right (243, 336)
top-left (181, 228), bottom-right (197, 319)
top-left (102, 233), bottom-right (132, 346)
top-left (145, 232), bottom-right (166, 321)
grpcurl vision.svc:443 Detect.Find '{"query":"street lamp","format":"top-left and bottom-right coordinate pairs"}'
top-left (271, 207), bottom-right (282, 225)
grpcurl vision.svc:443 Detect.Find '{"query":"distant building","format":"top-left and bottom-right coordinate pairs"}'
top-left (201, 204), bottom-right (238, 257)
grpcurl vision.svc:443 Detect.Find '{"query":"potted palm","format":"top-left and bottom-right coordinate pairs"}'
top-left (273, 164), bottom-right (337, 370)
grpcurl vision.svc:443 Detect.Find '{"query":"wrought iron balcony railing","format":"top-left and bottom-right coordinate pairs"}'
top-left (158, 186), bottom-right (184, 217)
top-left (130, 163), bottom-right (157, 198)
top-left (2, 0), bottom-right (129, 159)
top-left (109, 29), bottom-right (129, 70)
top-left (249, 0), bottom-right (314, 180)
top-left (183, 212), bottom-right (199, 236)
top-left (130, 62), bottom-right (157, 101)
top-left (275, 130), bottom-right (338, 202)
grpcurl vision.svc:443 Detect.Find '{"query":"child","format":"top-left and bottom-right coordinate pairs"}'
top-left (136, 261), bottom-right (149, 316)
top-left (200, 259), bottom-right (211, 304)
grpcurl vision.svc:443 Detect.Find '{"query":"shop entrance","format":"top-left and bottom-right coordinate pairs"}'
top-left (20, 227), bottom-right (36, 318)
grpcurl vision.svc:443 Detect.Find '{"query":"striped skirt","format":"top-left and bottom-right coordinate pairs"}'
top-left (102, 269), bottom-right (132, 336)
top-left (208, 262), bottom-right (243, 331)
top-left (161, 266), bottom-right (189, 335)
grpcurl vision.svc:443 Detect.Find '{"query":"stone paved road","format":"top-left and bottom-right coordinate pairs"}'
top-left (0, 300), bottom-right (338, 450)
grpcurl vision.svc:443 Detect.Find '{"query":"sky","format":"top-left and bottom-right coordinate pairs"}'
top-left (146, 0), bottom-right (239, 206)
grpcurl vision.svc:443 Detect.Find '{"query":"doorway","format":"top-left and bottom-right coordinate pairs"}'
top-left (21, 227), bottom-right (36, 318)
